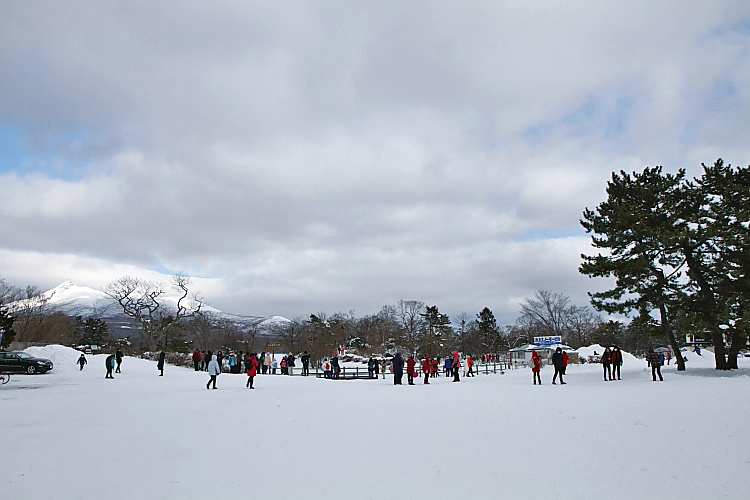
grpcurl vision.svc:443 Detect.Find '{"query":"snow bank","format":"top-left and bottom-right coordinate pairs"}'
top-left (24, 344), bottom-right (84, 373)
top-left (576, 344), bottom-right (642, 366)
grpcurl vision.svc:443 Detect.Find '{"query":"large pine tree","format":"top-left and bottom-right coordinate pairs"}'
top-left (580, 166), bottom-right (687, 370)
top-left (581, 160), bottom-right (750, 370)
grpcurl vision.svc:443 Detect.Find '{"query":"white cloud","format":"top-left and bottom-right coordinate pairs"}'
top-left (0, 1), bottom-right (748, 324)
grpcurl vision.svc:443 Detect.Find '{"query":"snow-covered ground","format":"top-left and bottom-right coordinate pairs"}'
top-left (3, 345), bottom-right (749, 499)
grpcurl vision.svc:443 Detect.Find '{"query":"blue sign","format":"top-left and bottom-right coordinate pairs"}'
top-left (534, 336), bottom-right (562, 346)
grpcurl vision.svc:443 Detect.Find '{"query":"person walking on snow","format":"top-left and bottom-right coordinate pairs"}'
top-left (115, 348), bottom-right (123, 373)
top-left (601, 347), bottom-right (612, 381)
top-left (422, 355), bottom-right (431, 384)
top-left (206, 354), bottom-right (220, 389)
top-left (551, 347), bottom-right (566, 384)
top-left (77, 353), bottom-right (87, 371)
top-left (466, 355), bottom-right (474, 377)
top-left (646, 348), bottom-right (663, 381)
top-left (157, 350), bottom-right (165, 376)
top-left (531, 350), bottom-right (542, 385)
top-left (105, 354), bottom-right (115, 379)
top-left (245, 352), bottom-right (258, 388)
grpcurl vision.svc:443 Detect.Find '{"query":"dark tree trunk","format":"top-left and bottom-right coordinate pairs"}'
top-left (659, 301), bottom-right (685, 371)
top-left (683, 247), bottom-right (731, 370)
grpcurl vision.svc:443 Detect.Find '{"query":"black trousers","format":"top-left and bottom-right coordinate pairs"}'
top-left (553, 367), bottom-right (564, 383)
top-left (394, 372), bottom-right (403, 385)
top-left (424, 372), bottom-right (430, 384)
top-left (207, 375), bottom-right (217, 388)
top-left (612, 364), bottom-right (621, 379)
top-left (407, 372), bottom-right (414, 384)
top-left (652, 365), bottom-right (663, 381)
top-left (115, 360), bottom-right (122, 373)
top-left (603, 363), bottom-right (611, 380)
top-left (246, 375), bottom-right (254, 388)
top-left (533, 371), bottom-right (541, 384)
top-left (453, 367), bottom-right (460, 382)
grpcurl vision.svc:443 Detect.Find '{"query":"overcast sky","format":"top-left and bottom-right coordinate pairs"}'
top-left (1, 1), bottom-right (749, 324)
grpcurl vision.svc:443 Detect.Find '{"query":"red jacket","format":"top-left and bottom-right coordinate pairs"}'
top-left (611, 349), bottom-right (622, 365)
top-left (422, 356), bottom-right (431, 373)
top-left (407, 357), bottom-right (416, 372)
top-left (246, 357), bottom-right (258, 377)
top-left (562, 352), bottom-right (569, 367)
top-left (531, 352), bottom-right (541, 372)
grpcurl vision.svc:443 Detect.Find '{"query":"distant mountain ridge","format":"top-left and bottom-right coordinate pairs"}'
top-left (40, 281), bottom-right (290, 335)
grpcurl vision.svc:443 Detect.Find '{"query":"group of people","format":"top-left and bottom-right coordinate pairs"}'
top-left (190, 349), bottom-right (312, 377)
top-left (93, 345), bottom-right (671, 387)
top-left (600, 346), bottom-right (624, 381)
top-left (100, 348), bottom-right (124, 379)
top-left (530, 347), bottom-right (569, 385)
top-left (389, 350), bottom-right (465, 385)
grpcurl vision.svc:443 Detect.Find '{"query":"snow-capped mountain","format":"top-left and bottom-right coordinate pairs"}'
top-left (36, 281), bottom-right (290, 335)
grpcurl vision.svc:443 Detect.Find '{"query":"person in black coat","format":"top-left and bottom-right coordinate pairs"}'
top-left (601, 347), bottom-right (612, 381)
top-left (551, 347), bottom-right (566, 385)
top-left (286, 352), bottom-right (296, 375)
top-left (157, 350), bottom-right (165, 376)
top-left (301, 351), bottom-right (310, 376)
top-left (392, 353), bottom-right (404, 385)
top-left (115, 348), bottom-right (123, 373)
top-left (331, 354), bottom-right (340, 379)
top-left (105, 354), bottom-right (115, 379)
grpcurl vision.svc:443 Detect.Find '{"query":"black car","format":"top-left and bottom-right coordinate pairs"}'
top-left (0, 351), bottom-right (54, 374)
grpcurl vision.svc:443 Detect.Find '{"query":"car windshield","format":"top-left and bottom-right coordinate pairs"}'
top-left (16, 352), bottom-right (33, 359)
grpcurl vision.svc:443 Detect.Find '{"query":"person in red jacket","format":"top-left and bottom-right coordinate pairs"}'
top-left (406, 355), bottom-right (416, 385)
top-left (245, 352), bottom-right (259, 389)
top-left (422, 355), bottom-right (431, 384)
top-left (531, 350), bottom-right (542, 385)
top-left (192, 349), bottom-right (202, 371)
top-left (611, 346), bottom-right (622, 380)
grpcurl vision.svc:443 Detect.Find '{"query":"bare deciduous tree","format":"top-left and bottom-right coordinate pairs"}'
top-left (104, 274), bottom-right (203, 352)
